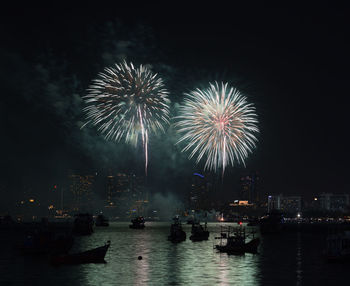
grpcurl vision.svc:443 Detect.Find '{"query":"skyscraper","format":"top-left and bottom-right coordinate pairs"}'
top-left (69, 172), bottom-right (95, 212)
top-left (240, 171), bottom-right (259, 203)
top-left (189, 173), bottom-right (210, 211)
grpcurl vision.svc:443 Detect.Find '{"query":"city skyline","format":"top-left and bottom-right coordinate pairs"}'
top-left (1, 2), bottom-right (349, 213)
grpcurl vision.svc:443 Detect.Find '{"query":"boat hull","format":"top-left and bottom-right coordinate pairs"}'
top-left (51, 242), bottom-right (110, 265)
top-left (168, 232), bottom-right (186, 243)
top-left (190, 231), bottom-right (209, 242)
top-left (216, 238), bottom-right (260, 255)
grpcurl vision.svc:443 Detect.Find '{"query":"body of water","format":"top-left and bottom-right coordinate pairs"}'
top-left (0, 222), bottom-right (348, 285)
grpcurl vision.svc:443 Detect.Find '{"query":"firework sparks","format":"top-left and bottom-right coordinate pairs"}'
top-left (82, 61), bottom-right (170, 174)
top-left (176, 82), bottom-right (259, 175)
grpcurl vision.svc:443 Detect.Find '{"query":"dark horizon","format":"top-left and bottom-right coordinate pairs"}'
top-left (1, 2), bottom-right (349, 212)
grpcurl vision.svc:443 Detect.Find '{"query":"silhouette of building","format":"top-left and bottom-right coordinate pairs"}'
top-left (240, 171), bottom-right (259, 203)
top-left (318, 193), bottom-right (349, 212)
top-left (69, 172), bottom-right (95, 212)
top-left (188, 173), bottom-right (210, 211)
top-left (104, 172), bottom-right (148, 218)
top-left (267, 194), bottom-right (302, 215)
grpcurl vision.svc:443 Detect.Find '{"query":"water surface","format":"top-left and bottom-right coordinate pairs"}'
top-left (0, 222), bottom-right (348, 285)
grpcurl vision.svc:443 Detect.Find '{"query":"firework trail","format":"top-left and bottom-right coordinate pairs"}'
top-left (176, 82), bottom-right (259, 175)
top-left (82, 61), bottom-right (170, 174)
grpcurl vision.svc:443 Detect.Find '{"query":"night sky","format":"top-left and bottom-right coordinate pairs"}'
top-left (1, 2), bottom-right (349, 209)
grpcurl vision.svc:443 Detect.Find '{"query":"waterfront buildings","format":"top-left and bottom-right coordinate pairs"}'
top-left (267, 194), bottom-right (302, 215)
top-left (69, 172), bottom-right (95, 212)
top-left (317, 193), bottom-right (349, 212)
top-left (240, 171), bottom-right (260, 204)
top-left (188, 173), bottom-right (211, 211)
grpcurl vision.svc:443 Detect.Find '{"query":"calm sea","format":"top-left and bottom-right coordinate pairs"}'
top-left (0, 222), bottom-right (348, 285)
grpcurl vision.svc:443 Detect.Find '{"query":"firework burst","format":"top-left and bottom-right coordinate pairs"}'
top-left (82, 61), bottom-right (170, 174)
top-left (176, 82), bottom-right (259, 175)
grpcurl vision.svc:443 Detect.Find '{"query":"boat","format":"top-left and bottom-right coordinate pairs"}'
top-left (0, 215), bottom-right (15, 230)
top-left (189, 221), bottom-right (209, 242)
top-left (73, 213), bottom-right (94, 235)
top-left (168, 216), bottom-right (186, 243)
top-left (129, 216), bottom-right (145, 229)
top-left (18, 229), bottom-right (74, 255)
top-left (247, 217), bottom-right (259, 226)
top-left (325, 231), bottom-right (350, 263)
top-left (186, 216), bottom-right (195, 225)
top-left (215, 226), bottom-right (260, 255)
top-left (95, 214), bottom-right (109, 227)
top-left (259, 210), bottom-right (284, 234)
top-left (50, 241), bottom-right (111, 265)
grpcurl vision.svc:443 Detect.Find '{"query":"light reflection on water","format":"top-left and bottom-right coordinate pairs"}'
top-left (1, 222), bottom-right (348, 285)
top-left (81, 222), bottom-right (261, 285)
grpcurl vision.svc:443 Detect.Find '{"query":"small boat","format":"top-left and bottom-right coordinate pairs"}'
top-left (50, 241), bottom-right (111, 265)
top-left (215, 226), bottom-right (260, 255)
top-left (129, 216), bottom-right (145, 229)
top-left (187, 216), bottom-right (195, 225)
top-left (0, 215), bottom-right (15, 230)
top-left (190, 221), bottom-right (209, 242)
top-left (95, 214), bottom-right (109, 227)
top-left (18, 230), bottom-right (74, 255)
top-left (168, 216), bottom-right (186, 243)
top-left (73, 213), bottom-right (94, 235)
top-left (325, 231), bottom-right (350, 263)
top-left (259, 210), bottom-right (284, 234)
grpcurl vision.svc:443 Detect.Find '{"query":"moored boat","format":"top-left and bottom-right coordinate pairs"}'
top-left (50, 241), bottom-right (111, 265)
top-left (215, 226), bottom-right (260, 255)
top-left (129, 216), bottom-right (145, 229)
top-left (95, 214), bottom-right (109, 227)
top-left (168, 216), bottom-right (186, 243)
top-left (190, 221), bottom-right (209, 242)
top-left (73, 213), bottom-right (94, 235)
top-left (18, 229), bottom-right (74, 255)
top-left (259, 210), bottom-right (284, 234)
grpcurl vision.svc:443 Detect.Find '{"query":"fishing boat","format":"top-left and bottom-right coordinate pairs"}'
top-left (18, 229), bottom-right (74, 255)
top-left (73, 213), bottom-right (94, 235)
top-left (189, 221), bottom-right (209, 242)
top-left (259, 210), bottom-right (284, 234)
top-left (95, 214), bottom-right (109, 227)
top-left (168, 216), bottom-right (186, 243)
top-left (325, 231), bottom-right (350, 263)
top-left (129, 216), bottom-right (145, 229)
top-left (50, 241), bottom-right (111, 265)
top-left (215, 225), bottom-right (260, 255)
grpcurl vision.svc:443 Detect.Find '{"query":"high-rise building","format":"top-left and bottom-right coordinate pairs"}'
top-left (240, 171), bottom-right (259, 203)
top-left (104, 172), bottom-right (130, 213)
top-left (104, 172), bottom-right (148, 218)
top-left (318, 193), bottom-right (349, 212)
top-left (106, 175), bottom-right (116, 206)
top-left (267, 195), bottom-right (281, 212)
top-left (129, 174), bottom-right (148, 216)
top-left (267, 194), bottom-right (302, 215)
top-left (69, 172), bottom-right (95, 212)
top-left (189, 173), bottom-right (210, 211)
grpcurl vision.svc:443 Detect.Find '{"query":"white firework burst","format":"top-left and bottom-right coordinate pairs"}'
top-left (82, 61), bottom-right (170, 174)
top-left (176, 82), bottom-right (259, 174)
